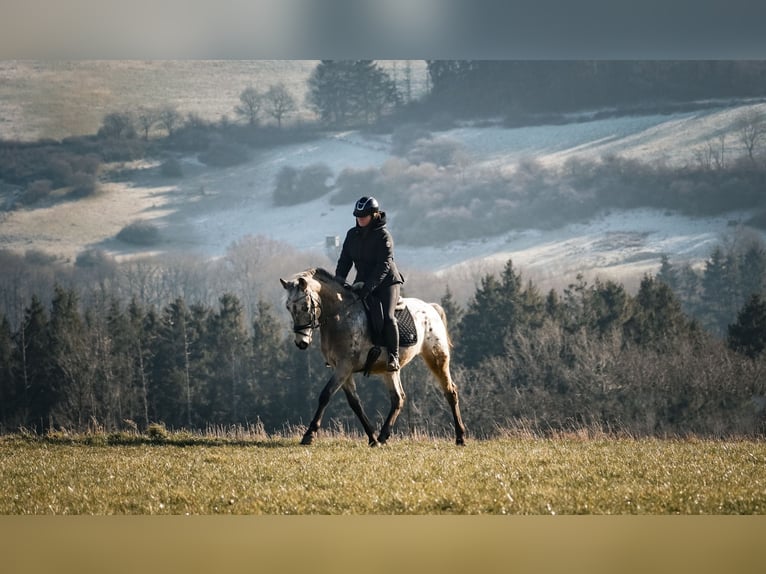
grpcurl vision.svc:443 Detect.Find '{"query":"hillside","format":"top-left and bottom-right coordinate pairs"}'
top-left (3, 100), bottom-right (766, 299)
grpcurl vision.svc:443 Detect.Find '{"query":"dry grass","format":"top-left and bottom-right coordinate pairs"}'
top-left (1, 431), bottom-right (764, 515)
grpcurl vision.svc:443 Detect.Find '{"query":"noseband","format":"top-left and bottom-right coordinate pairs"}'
top-left (290, 289), bottom-right (321, 336)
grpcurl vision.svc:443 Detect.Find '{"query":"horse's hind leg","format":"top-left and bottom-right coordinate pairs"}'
top-left (342, 379), bottom-right (378, 447)
top-left (377, 372), bottom-right (406, 444)
top-left (302, 373), bottom-right (343, 445)
top-left (423, 347), bottom-right (466, 445)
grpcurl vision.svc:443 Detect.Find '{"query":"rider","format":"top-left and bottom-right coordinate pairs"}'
top-left (335, 196), bottom-right (405, 371)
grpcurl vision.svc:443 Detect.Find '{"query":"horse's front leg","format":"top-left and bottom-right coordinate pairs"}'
top-left (301, 373), bottom-right (343, 445)
top-left (342, 378), bottom-right (378, 447)
top-left (377, 372), bottom-right (406, 445)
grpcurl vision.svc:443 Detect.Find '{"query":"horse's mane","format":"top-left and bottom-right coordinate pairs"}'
top-left (311, 268), bottom-right (353, 293)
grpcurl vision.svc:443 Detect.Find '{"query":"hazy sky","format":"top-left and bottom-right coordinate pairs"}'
top-left (2, 0), bottom-right (766, 59)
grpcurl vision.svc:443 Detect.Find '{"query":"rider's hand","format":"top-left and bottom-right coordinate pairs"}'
top-left (351, 282), bottom-right (370, 300)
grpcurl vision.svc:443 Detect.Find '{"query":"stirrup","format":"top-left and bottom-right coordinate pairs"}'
top-left (387, 355), bottom-right (400, 372)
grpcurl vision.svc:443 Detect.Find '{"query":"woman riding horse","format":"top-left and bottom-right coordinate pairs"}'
top-left (335, 196), bottom-right (404, 372)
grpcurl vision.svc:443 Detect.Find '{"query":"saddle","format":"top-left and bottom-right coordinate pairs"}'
top-left (360, 294), bottom-right (417, 376)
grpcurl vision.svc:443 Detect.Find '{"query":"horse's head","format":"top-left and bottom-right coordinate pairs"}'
top-left (280, 274), bottom-right (322, 350)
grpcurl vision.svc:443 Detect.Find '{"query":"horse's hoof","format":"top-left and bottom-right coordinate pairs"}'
top-left (456, 437), bottom-right (465, 446)
top-left (368, 439), bottom-right (380, 447)
top-left (301, 434), bottom-right (314, 446)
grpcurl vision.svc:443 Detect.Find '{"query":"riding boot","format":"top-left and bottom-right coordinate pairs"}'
top-left (384, 320), bottom-right (400, 371)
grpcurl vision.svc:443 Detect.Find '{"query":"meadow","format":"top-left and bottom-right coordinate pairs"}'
top-left (2, 431), bottom-right (764, 515)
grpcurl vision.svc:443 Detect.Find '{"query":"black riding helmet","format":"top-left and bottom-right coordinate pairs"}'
top-left (353, 196), bottom-right (379, 217)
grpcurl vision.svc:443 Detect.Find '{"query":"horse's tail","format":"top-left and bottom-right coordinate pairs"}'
top-left (430, 302), bottom-right (453, 348)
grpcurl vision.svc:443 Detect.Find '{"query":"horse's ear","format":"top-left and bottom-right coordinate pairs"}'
top-left (280, 278), bottom-right (290, 289)
top-left (298, 277), bottom-right (308, 289)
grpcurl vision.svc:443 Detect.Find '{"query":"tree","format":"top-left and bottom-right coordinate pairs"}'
top-left (457, 259), bottom-right (541, 367)
top-left (734, 108), bottom-right (766, 163)
top-left (728, 293), bottom-right (766, 358)
top-left (235, 86), bottom-right (263, 126)
top-left (625, 275), bottom-right (692, 350)
top-left (249, 299), bottom-right (289, 428)
top-left (307, 60), bottom-right (399, 127)
top-left (48, 285), bottom-right (93, 430)
top-left (0, 313), bottom-right (16, 430)
top-left (700, 246), bottom-right (737, 335)
top-left (263, 83), bottom-right (297, 128)
top-left (656, 254), bottom-right (679, 290)
top-left (151, 298), bottom-right (195, 427)
top-left (157, 106), bottom-right (182, 137)
top-left (127, 298), bottom-right (154, 429)
top-left (352, 60), bottom-right (400, 124)
top-left (98, 112), bottom-right (136, 139)
top-left (440, 286), bottom-right (464, 346)
top-left (135, 106), bottom-right (159, 140)
top-left (16, 295), bottom-right (53, 431)
top-left (205, 294), bottom-right (249, 423)
top-left (740, 242), bottom-right (766, 299)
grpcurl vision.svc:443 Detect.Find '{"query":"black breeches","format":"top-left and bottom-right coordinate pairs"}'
top-left (376, 283), bottom-right (399, 322)
top-left (375, 283), bottom-right (400, 355)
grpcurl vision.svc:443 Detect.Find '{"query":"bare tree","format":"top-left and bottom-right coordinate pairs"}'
top-left (157, 106), bottom-right (182, 137)
top-left (734, 108), bottom-right (766, 162)
top-left (135, 106), bottom-right (159, 140)
top-left (235, 86), bottom-right (263, 126)
top-left (263, 83), bottom-right (297, 128)
top-left (694, 134), bottom-right (726, 170)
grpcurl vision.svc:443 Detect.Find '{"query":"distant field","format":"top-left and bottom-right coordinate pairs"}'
top-left (2, 433), bottom-right (764, 514)
top-left (0, 60), bottom-right (429, 141)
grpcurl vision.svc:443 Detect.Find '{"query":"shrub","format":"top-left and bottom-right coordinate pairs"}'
top-left (20, 179), bottom-right (52, 205)
top-left (160, 158), bottom-right (183, 178)
top-left (116, 221), bottom-right (161, 246)
top-left (198, 142), bottom-right (250, 167)
top-left (391, 124), bottom-right (432, 156)
top-left (68, 172), bottom-right (100, 198)
top-left (272, 163), bottom-right (332, 206)
top-left (146, 422), bottom-right (169, 441)
top-left (330, 167), bottom-right (381, 205)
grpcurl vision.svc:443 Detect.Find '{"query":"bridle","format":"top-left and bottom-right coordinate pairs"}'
top-left (288, 287), bottom-right (322, 337)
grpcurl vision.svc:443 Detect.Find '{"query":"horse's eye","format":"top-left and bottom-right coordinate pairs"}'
top-left (302, 303), bottom-right (309, 312)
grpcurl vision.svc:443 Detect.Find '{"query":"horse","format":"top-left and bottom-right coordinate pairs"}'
top-left (279, 267), bottom-right (466, 446)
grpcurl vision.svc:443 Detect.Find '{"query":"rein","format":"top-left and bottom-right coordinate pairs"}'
top-left (290, 280), bottom-right (360, 335)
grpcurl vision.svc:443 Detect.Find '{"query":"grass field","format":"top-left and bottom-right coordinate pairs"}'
top-left (2, 431), bottom-right (764, 515)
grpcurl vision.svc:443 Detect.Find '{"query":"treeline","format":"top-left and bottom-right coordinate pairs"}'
top-left (2, 249), bottom-right (766, 437)
top-left (425, 61), bottom-right (766, 118)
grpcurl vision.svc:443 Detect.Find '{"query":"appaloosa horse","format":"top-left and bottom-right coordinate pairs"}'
top-left (280, 268), bottom-right (466, 446)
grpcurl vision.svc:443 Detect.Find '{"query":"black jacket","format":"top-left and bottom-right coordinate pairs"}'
top-left (335, 211), bottom-right (404, 292)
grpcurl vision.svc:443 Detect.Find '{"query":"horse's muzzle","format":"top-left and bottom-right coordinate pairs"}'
top-left (295, 340), bottom-right (309, 350)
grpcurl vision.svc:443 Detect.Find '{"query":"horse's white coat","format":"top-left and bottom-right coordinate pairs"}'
top-left (280, 268), bottom-right (466, 446)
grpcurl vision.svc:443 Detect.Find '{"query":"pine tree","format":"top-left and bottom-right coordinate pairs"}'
top-left (656, 254), bottom-right (679, 290)
top-left (625, 275), bottom-right (691, 350)
top-left (206, 294), bottom-right (249, 424)
top-left (251, 299), bottom-right (292, 430)
top-left (588, 279), bottom-right (631, 337)
top-left (16, 295), bottom-right (52, 431)
top-left (439, 286), bottom-right (463, 346)
top-left (728, 293), bottom-right (766, 358)
top-left (0, 313), bottom-right (16, 430)
top-left (457, 259), bottom-right (540, 367)
top-left (700, 246), bottom-right (736, 335)
top-left (740, 243), bottom-right (766, 300)
top-left (307, 60), bottom-right (399, 127)
top-left (151, 298), bottom-right (195, 427)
